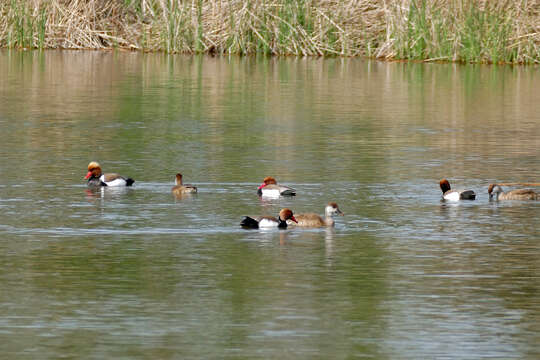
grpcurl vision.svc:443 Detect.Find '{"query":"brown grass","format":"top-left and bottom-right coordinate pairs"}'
top-left (0, 0), bottom-right (538, 63)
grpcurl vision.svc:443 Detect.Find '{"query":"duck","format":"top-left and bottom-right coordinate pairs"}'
top-left (85, 161), bottom-right (134, 187)
top-left (488, 184), bottom-right (539, 201)
top-left (288, 202), bottom-right (344, 227)
top-left (240, 208), bottom-right (298, 229)
top-left (171, 173), bottom-right (197, 195)
top-left (439, 179), bottom-right (475, 201)
top-left (257, 176), bottom-right (296, 197)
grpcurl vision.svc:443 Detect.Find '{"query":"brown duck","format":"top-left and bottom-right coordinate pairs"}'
top-left (488, 184), bottom-right (539, 201)
top-left (288, 202), bottom-right (344, 227)
top-left (171, 173), bottom-right (197, 195)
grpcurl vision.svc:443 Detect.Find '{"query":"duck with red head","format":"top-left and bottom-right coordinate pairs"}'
top-left (172, 173), bottom-right (197, 195)
top-left (288, 202), bottom-right (344, 227)
top-left (257, 176), bottom-right (296, 197)
top-left (85, 161), bottom-right (135, 187)
top-left (488, 184), bottom-right (539, 201)
top-left (240, 208), bottom-right (298, 229)
top-left (439, 179), bottom-right (475, 201)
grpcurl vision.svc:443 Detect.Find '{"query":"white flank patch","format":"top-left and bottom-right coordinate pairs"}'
top-left (261, 188), bottom-right (281, 198)
top-left (443, 191), bottom-right (460, 202)
top-left (258, 218), bottom-right (278, 228)
top-left (100, 175), bottom-right (127, 187)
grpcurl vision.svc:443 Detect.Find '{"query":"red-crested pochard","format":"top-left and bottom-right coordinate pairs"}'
top-left (257, 176), bottom-right (296, 197)
top-left (172, 173), bottom-right (197, 195)
top-left (288, 202), bottom-right (344, 227)
top-left (85, 162), bottom-right (134, 187)
top-left (488, 184), bottom-right (539, 201)
top-left (240, 208), bottom-right (298, 229)
top-left (439, 179), bottom-right (475, 201)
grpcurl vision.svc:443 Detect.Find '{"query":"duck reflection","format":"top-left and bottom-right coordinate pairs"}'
top-left (85, 186), bottom-right (133, 201)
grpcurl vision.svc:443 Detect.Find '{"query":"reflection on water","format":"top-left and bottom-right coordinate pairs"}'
top-left (0, 50), bottom-right (539, 359)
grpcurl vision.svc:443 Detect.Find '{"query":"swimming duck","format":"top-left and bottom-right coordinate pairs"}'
top-left (439, 179), bottom-right (475, 201)
top-left (257, 176), bottom-right (296, 197)
top-left (288, 202), bottom-right (344, 227)
top-left (171, 173), bottom-right (197, 195)
top-left (85, 161), bottom-right (134, 187)
top-left (488, 184), bottom-right (539, 201)
top-left (240, 208), bottom-right (298, 229)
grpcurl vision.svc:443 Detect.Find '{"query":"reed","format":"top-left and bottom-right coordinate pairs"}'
top-left (0, 0), bottom-right (538, 63)
top-left (384, 0), bottom-right (537, 63)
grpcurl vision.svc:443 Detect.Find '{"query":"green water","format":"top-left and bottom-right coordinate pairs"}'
top-left (0, 50), bottom-right (539, 359)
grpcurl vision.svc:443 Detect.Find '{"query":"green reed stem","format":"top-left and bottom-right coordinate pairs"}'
top-left (0, 0), bottom-right (537, 63)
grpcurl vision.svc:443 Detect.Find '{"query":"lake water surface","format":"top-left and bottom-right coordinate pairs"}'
top-left (0, 50), bottom-right (539, 359)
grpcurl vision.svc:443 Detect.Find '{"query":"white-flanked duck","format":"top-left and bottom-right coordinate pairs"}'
top-left (439, 179), bottom-right (475, 201)
top-left (488, 184), bottom-right (539, 201)
top-left (288, 202), bottom-right (344, 227)
top-left (257, 176), bottom-right (296, 197)
top-left (172, 173), bottom-right (197, 195)
top-left (85, 162), bottom-right (134, 187)
top-left (240, 208), bottom-right (298, 229)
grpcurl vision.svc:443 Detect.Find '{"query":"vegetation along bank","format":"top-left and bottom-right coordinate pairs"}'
top-left (1, 0), bottom-right (539, 64)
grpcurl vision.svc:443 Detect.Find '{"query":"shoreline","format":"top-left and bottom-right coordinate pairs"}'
top-left (2, 47), bottom-right (534, 67)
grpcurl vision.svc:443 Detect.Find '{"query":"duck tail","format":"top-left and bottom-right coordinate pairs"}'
top-left (240, 216), bottom-right (259, 229)
top-left (460, 190), bottom-right (476, 200)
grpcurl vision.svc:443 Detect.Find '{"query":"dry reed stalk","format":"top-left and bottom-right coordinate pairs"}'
top-left (0, 0), bottom-right (538, 62)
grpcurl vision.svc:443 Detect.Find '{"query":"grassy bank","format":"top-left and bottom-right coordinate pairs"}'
top-left (0, 0), bottom-right (538, 63)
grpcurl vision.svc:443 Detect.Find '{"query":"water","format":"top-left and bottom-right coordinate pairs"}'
top-left (0, 50), bottom-right (539, 359)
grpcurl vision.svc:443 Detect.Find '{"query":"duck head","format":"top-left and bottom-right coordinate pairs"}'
top-left (279, 208), bottom-right (297, 223)
top-left (258, 176), bottom-right (277, 189)
top-left (439, 179), bottom-right (451, 193)
top-left (175, 173), bottom-right (184, 186)
top-left (488, 184), bottom-right (502, 200)
top-left (85, 162), bottom-right (102, 179)
top-left (325, 202), bottom-right (344, 217)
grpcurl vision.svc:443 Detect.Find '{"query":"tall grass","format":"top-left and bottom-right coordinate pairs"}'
top-left (0, 0), bottom-right (538, 63)
top-left (385, 0), bottom-right (538, 63)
